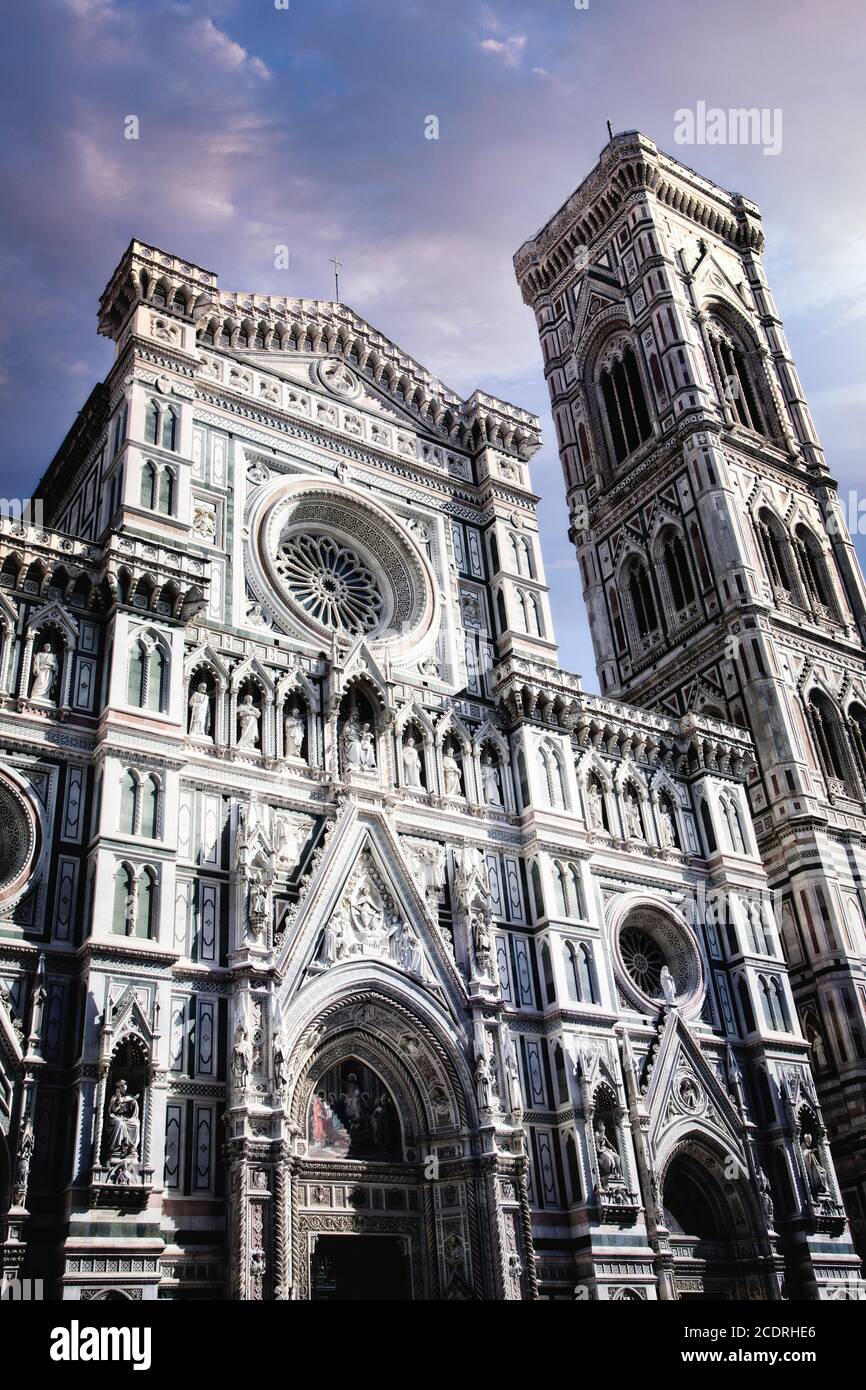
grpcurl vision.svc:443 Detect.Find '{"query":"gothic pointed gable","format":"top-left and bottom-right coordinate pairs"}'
top-left (644, 1011), bottom-right (746, 1165)
top-left (276, 803), bottom-right (465, 1013)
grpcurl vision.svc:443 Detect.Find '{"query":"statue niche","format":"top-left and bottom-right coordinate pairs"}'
top-left (307, 1058), bottom-right (402, 1161)
top-left (339, 687), bottom-right (378, 777)
top-left (101, 1037), bottom-right (149, 1185)
top-left (188, 672), bottom-right (216, 742)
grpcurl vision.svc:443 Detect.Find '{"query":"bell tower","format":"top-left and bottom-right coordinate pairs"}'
top-left (515, 130), bottom-right (866, 1254)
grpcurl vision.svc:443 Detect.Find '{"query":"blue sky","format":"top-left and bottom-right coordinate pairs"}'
top-left (1, 0), bottom-right (865, 681)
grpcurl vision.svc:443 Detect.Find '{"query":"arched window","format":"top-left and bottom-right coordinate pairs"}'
top-left (136, 867), bottom-right (156, 939)
top-left (161, 406), bottom-right (178, 452)
top-left (144, 398), bottom-right (178, 452)
top-left (112, 864), bottom-right (134, 936)
top-left (554, 1043), bottom-right (568, 1102)
top-left (141, 775), bottom-right (159, 838)
top-left (847, 703), bottom-right (866, 791)
top-left (127, 640), bottom-right (146, 706)
top-left (568, 866), bottom-right (584, 918)
top-left (157, 466), bottom-right (174, 515)
top-left (528, 591), bottom-right (543, 637)
top-left (531, 861), bottom-right (545, 920)
top-left (700, 799), bottom-right (717, 854)
top-left (794, 526), bottom-right (838, 616)
top-left (720, 795), bottom-right (747, 853)
top-left (807, 691), bottom-right (850, 788)
top-left (736, 976), bottom-right (756, 1033)
top-left (756, 510), bottom-right (798, 600)
top-left (541, 743), bottom-right (566, 808)
top-left (144, 399), bottom-right (161, 446)
top-left (707, 321), bottom-right (766, 435)
top-left (552, 862), bottom-right (569, 917)
top-left (759, 975), bottom-right (790, 1032)
top-left (578, 943), bottom-right (597, 1003)
top-left (598, 344), bottom-right (653, 465)
top-left (541, 942), bottom-right (555, 1005)
top-left (566, 1134), bottom-right (582, 1203)
top-left (660, 531), bottom-right (695, 612)
top-left (127, 633), bottom-right (168, 713)
top-left (140, 462), bottom-right (157, 510)
top-left (625, 558), bottom-right (658, 639)
top-left (119, 771), bottom-right (137, 834)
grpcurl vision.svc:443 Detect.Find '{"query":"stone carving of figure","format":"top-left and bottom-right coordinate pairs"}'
top-left (757, 1167), bottom-right (774, 1226)
top-left (359, 723), bottom-right (377, 771)
top-left (503, 1033), bottom-right (523, 1123)
top-left (480, 753), bottom-right (502, 807)
top-left (12, 1118), bottom-right (34, 1207)
top-left (107, 1080), bottom-right (141, 1181)
top-left (658, 801), bottom-right (677, 849)
top-left (587, 781), bottom-right (605, 831)
top-left (189, 681), bottom-right (211, 738)
top-left (237, 693), bottom-right (260, 750)
top-left (442, 747), bottom-right (462, 797)
top-left (801, 1132), bottom-right (828, 1198)
top-left (231, 1024), bottom-right (252, 1091)
top-left (471, 911), bottom-right (493, 977)
top-left (322, 360), bottom-right (355, 393)
top-left (594, 1124), bottom-right (622, 1187)
top-left (344, 718), bottom-right (363, 770)
top-left (398, 922), bottom-right (424, 977)
top-left (623, 792), bottom-right (643, 839)
top-left (31, 642), bottom-right (58, 701)
top-left (322, 911), bottom-right (346, 965)
top-left (475, 1053), bottom-right (492, 1111)
top-left (402, 737), bottom-right (423, 788)
top-left (273, 1031), bottom-right (289, 1096)
top-left (284, 705), bottom-right (306, 760)
top-left (659, 964), bottom-right (677, 1005)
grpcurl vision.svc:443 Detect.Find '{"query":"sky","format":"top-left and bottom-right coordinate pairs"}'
top-left (1, 0), bottom-right (865, 682)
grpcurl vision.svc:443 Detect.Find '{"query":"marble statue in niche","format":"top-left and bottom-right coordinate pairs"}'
top-left (442, 745), bottom-right (463, 797)
top-left (31, 641), bottom-right (58, 701)
top-left (237, 693), bottom-right (260, 750)
top-left (402, 736), bottom-right (423, 788)
top-left (189, 681), bottom-right (211, 739)
top-left (284, 704), bottom-right (306, 760)
top-left (480, 752), bottom-right (502, 807)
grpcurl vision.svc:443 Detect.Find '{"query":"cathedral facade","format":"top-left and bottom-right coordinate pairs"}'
top-left (0, 132), bottom-right (863, 1301)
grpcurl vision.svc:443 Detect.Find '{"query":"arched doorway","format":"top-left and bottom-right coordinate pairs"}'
top-left (661, 1145), bottom-right (769, 1300)
top-left (268, 988), bottom-right (530, 1302)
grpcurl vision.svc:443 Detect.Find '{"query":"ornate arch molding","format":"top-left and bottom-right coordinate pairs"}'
top-left (284, 984), bottom-right (475, 1140)
top-left (0, 766), bottom-right (44, 914)
top-left (656, 1133), bottom-right (757, 1242)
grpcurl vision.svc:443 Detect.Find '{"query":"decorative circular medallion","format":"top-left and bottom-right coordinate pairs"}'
top-left (316, 359), bottom-right (359, 398)
top-left (612, 902), bottom-right (703, 1013)
top-left (245, 475), bottom-right (440, 661)
top-left (0, 773), bottom-right (41, 907)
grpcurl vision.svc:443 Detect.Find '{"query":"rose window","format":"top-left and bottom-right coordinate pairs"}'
top-left (0, 775), bottom-right (40, 906)
top-left (614, 906), bottom-right (704, 1012)
top-left (620, 926), bottom-right (665, 996)
top-left (275, 532), bottom-right (385, 635)
top-left (245, 476), bottom-right (440, 660)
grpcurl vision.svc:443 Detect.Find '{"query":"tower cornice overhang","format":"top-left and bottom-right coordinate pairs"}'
top-left (514, 130), bottom-right (765, 305)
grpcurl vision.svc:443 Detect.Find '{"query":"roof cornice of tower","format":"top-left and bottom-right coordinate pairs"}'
top-left (97, 239), bottom-right (540, 458)
top-left (513, 130), bottom-right (764, 303)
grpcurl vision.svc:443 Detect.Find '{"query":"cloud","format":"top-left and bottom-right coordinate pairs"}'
top-left (479, 34), bottom-right (527, 68)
